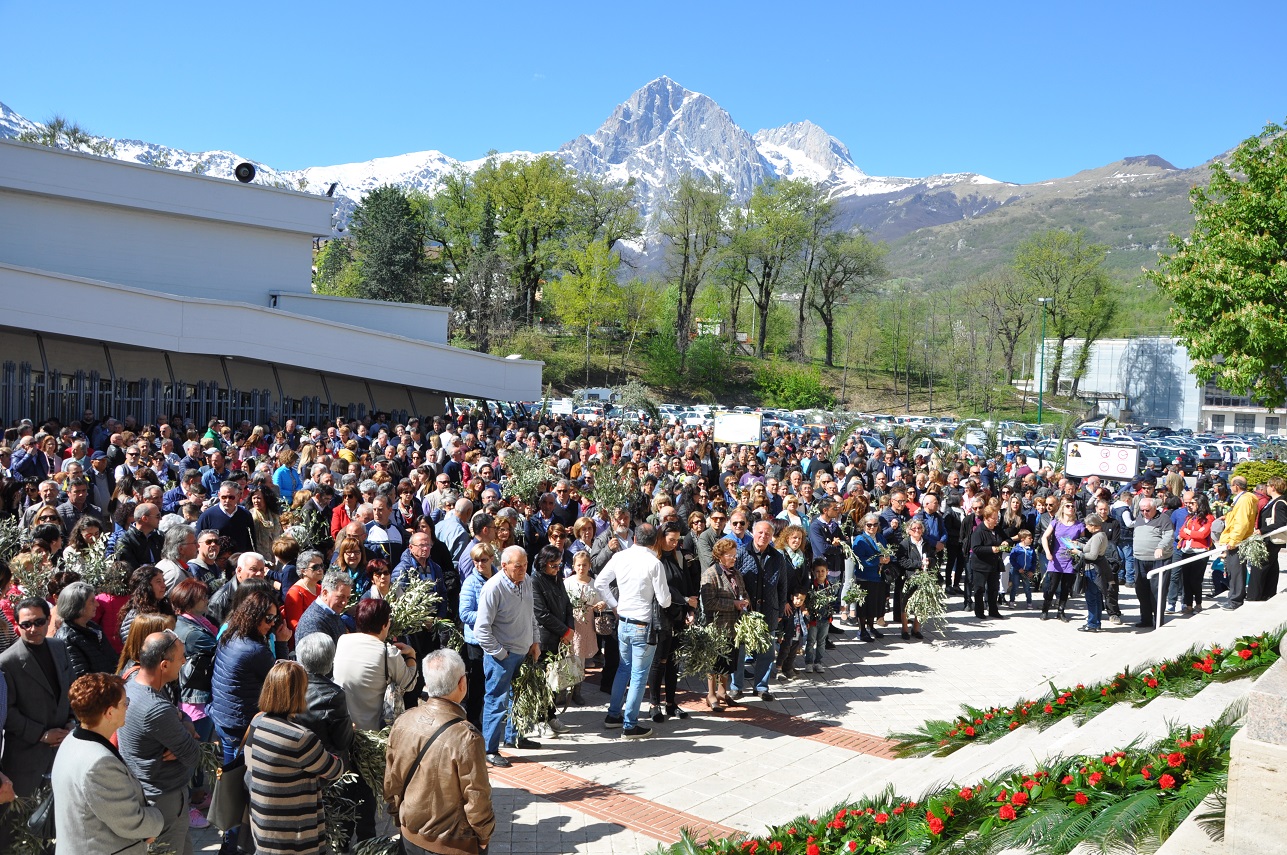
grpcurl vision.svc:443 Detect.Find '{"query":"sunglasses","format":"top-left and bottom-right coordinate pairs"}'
top-left (729, 520), bottom-right (747, 527)
top-left (18, 617), bottom-right (49, 629)
top-left (371, 568), bottom-right (391, 577)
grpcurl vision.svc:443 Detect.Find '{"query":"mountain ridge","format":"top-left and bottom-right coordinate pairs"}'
top-left (0, 78), bottom-right (1207, 280)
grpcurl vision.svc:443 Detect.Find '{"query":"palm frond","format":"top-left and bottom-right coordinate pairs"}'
top-left (1194, 791), bottom-right (1226, 842)
top-left (829, 415), bottom-right (871, 464)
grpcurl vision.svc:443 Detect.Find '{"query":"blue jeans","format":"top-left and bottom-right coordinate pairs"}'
top-left (804, 622), bottom-right (827, 666)
top-left (1007, 570), bottom-right (1033, 604)
top-left (1120, 542), bottom-right (1136, 584)
top-left (482, 650), bottom-right (525, 753)
top-left (1084, 568), bottom-right (1104, 629)
top-left (729, 641), bottom-right (774, 695)
top-left (608, 621), bottom-right (657, 730)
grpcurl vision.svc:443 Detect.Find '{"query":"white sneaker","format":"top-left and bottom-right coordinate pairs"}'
top-left (813, 663), bottom-right (825, 673)
top-left (546, 716), bottom-right (570, 735)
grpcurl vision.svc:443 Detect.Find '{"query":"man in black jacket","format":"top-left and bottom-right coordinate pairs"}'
top-left (114, 503), bottom-right (164, 570)
top-left (733, 521), bottom-right (790, 702)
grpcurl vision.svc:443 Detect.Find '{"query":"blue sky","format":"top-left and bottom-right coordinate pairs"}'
top-left (3, 1), bottom-right (1285, 184)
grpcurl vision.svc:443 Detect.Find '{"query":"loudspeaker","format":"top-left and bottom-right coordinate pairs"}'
top-left (234, 162), bottom-right (256, 183)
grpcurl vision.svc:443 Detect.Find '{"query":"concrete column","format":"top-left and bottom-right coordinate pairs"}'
top-left (1225, 656), bottom-right (1287, 852)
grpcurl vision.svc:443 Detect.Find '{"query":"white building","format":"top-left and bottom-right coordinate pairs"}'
top-left (0, 139), bottom-right (541, 427)
top-left (1042, 336), bottom-right (1284, 435)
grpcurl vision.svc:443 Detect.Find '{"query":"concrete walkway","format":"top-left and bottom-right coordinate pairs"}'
top-left (194, 578), bottom-right (1287, 854)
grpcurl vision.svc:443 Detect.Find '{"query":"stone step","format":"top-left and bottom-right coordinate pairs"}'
top-left (1153, 794), bottom-right (1224, 855)
top-left (1034, 593), bottom-right (1287, 697)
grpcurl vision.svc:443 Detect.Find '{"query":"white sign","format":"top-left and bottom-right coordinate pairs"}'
top-left (1064, 441), bottom-right (1139, 481)
top-left (713, 412), bottom-right (762, 445)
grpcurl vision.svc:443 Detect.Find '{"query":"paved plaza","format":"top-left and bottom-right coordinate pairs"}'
top-left (196, 579), bottom-right (1287, 854)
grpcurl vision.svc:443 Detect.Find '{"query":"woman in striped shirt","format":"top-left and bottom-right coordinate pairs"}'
top-left (246, 660), bottom-right (344, 854)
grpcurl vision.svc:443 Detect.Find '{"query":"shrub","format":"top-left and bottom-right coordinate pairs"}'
top-left (755, 361), bottom-right (835, 410)
top-left (1232, 459), bottom-right (1287, 486)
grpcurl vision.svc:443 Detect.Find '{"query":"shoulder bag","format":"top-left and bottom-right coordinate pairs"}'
top-left (381, 645), bottom-right (407, 727)
top-left (26, 775), bottom-right (54, 840)
top-left (209, 723), bottom-right (255, 832)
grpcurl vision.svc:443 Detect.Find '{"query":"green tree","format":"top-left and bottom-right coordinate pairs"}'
top-left (1013, 229), bottom-right (1110, 392)
top-left (488, 155), bottom-right (579, 322)
top-left (792, 185), bottom-right (836, 356)
top-left (657, 173), bottom-right (729, 373)
top-left (313, 238), bottom-right (356, 295)
top-left (544, 241), bottom-right (622, 385)
top-left (808, 231), bottom-right (888, 366)
top-left (961, 268), bottom-right (1039, 384)
top-left (1151, 119), bottom-right (1287, 406)
top-left (725, 178), bottom-right (816, 358)
top-left (350, 184), bottom-right (425, 303)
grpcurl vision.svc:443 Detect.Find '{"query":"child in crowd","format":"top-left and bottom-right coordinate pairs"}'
top-left (803, 558), bottom-right (832, 674)
top-left (563, 551), bottom-right (602, 705)
top-left (1008, 529), bottom-right (1036, 608)
top-left (779, 591), bottom-right (809, 680)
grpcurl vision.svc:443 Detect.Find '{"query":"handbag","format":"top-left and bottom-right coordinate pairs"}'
top-left (381, 646), bottom-right (407, 728)
top-left (209, 731), bottom-right (252, 832)
top-left (594, 608), bottom-right (617, 636)
top-left (1267, 500), bottom-right (1287, 545)
top-left (26, 777), bottom-right (54, 840)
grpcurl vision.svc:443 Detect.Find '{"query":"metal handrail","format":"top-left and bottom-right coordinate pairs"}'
top-left (1141, 524), bottom-right (1287, 630)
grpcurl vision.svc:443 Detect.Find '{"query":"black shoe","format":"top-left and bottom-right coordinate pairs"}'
top-left (828, 624), bottom-right (845, 635)
top-left (1041, 611), bottom-right (1049, 621)
top-left (486, 753), bottom-right (511, 768)
top-left (502, 737), bottom-right (541, 750)
top-left (989, 613), bottom-right (1007, 620)
top-left (975, 613), bottom-right (988, 621)
top-left (621, 726), bottom-right (653, 740)
top-left (759, 691), bottom-right (776, 702)
top-left (824, 638), bottom-right (837, 650)
top-left (603, 714), bottom-right (623, 729)
top-left (1077, 625), bottom-right (1100, 633)
top-left (912, 630), bottom-right (924, 640)
top-left (870, 628), bottom-right (883, 638)
top-left (901, 630), bottom-right (911, 640)
top-left (650, 705), bottom-right (666, 723)
top-left (1134, 620), bottom-right (1152, 628)
top-left (860, 631), bottom-right (874, 642)
top-left (666, 705), bottom-right (689, 720)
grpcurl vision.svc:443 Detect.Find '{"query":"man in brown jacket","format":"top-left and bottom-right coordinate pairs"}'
top-left (385, 648), bottom-right (494, 855)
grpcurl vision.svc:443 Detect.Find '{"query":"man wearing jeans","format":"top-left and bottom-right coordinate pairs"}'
top-left (1131, 498), bottom-right (1174, 628)
top-left (474, 546), bottom-right (541, 768)
top-left (596, 524), bottom-right (671, 740)
top-left (731, 521), bottom-right (790, 701)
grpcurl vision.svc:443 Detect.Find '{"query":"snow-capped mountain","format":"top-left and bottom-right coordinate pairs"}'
top-left (1, 78), bottom-right (1180, 250)
top-left (558, 76), bottom-right (772, 213)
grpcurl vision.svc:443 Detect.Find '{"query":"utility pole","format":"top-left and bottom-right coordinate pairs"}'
top-left (1037, 297), bottom-right (1052, 425)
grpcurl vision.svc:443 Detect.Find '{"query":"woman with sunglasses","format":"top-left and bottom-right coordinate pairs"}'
top-left (210, 591), bottom-right (281, 766)
top-left (362, 558), bottom-right (394, 600)
top-left (850, 513), bottom-right (891, 641)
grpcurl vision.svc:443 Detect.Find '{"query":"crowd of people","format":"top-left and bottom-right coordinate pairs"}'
top-left (0, 406), bottom-right (1283, 854)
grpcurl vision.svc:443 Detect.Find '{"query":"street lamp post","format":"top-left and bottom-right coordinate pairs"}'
top-left (1036, 297), bottom-right (1052, 425)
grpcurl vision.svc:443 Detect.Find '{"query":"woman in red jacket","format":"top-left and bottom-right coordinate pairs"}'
top-left (1177, 494), bottom-right (1214, 614)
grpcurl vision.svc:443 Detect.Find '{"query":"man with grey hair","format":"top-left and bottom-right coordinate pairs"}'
top-left (206, 551), bottom-right (267, 625)
top-left (119, 630), bottom-right (201, 855)
top-left (295, 633), bottom-right (368, 845)
top-left (156, 524), bottom-right (199, 592)
top-left (436, 497), bottom-right (473, 569)
top-left (295, 569), bottom-right (353, 644)
top-left (475, 545), bottom-right (541, 766)
top-left (386, 648), bottom-right (494, 855)
top-left (115, 502), bottom-right (164, 570)
top-left (1131, 496), bottom-right (1174, 628)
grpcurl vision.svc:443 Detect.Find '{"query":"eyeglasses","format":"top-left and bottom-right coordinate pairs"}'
top-left (37, 515), bottom-right (59, 522)
top-left (864, 523), bottom-right (879, 528)
top-left (370, 568), bottom-right (391, 577)
top-left (17, 617), bottom-right (49, 629)
top-left (261, 612), bottom-right (281, 625)
top-left (729, 520), bottom-right (747, 527)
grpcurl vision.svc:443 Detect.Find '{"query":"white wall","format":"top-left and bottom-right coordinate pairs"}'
top-left (271, 292), bottom-right (448, 344)
top-left (0, 264), bottom-right (543, 402)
